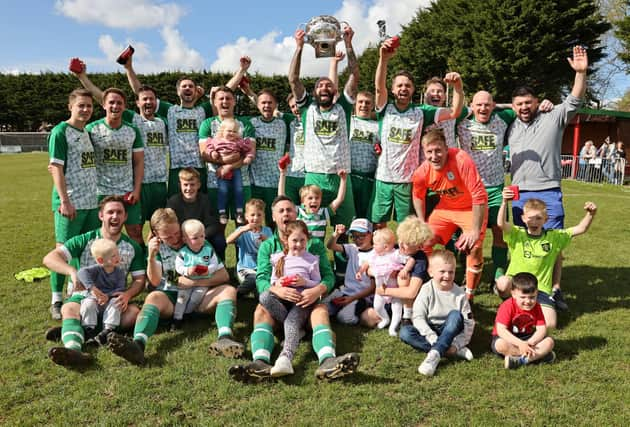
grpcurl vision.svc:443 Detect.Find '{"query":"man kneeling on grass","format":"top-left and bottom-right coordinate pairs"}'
top-left (43, 196), bottom-right (145, 367)
top-left (491, 272), bottom-right (555, 369)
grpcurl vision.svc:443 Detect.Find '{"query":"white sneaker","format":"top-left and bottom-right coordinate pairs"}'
top-left (455, 346), bottom-right (474, 361)
top-left (418, 350), bottom-right (441, 376)
top-left (270, 355), bottom-right (294, 377)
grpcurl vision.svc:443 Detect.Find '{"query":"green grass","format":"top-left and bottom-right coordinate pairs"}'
top-left (1, 152), bottom-right (629, 426)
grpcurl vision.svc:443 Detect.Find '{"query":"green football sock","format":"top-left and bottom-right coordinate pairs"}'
top-left (61, 318), bottom-right (84, 351)
top-left (133, 304), bottom-right (160, 346)
top-left (250, 322), bottom-right (274, 363)
top-left (215, 299), bottom-right (235, 338)
top-left (50, 272), bottom-right (65, 295)
top-left (492, 246), bottom-right (508, 279)
top-left (312, 324), bottom-right (335, 364)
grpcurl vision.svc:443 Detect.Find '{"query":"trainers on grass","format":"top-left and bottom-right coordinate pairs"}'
top-left (209, 336), bottom-right (244, 358)
top-left (552, 288), bottom-right (569, 311)
top-left (50, 302), bottom-right (62, 320)
top-left (270, 355), bottom-right (294, 377)
top-left (455, 346), bottom-right (474, 361)
top-left (418, 349), bottom-right (441, 376)
top-left (315, 353), bottom-right (360, 380)
top-left (45, 326), bottom-right (62, 342)
top-left (504, 355), bottom-right (525, 369)
top-left (228, 359), bottom-right (273, 383)
top-left (108, 332), bottom-right (145, 365)
top-left (540, 351), bottom-right (556, 364)
top-left (48, 347), bottom-right (93, 367)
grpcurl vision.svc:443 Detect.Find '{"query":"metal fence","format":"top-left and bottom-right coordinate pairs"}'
top-left (561, 155), bottom-right (627, 185)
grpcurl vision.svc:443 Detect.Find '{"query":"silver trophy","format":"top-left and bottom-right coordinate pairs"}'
top-left (300, 15), bottom-right (349, 58)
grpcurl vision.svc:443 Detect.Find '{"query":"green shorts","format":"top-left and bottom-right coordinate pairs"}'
top-left (54, 208), bottom-right (100, 243)
top-left (168, 167), bottom-right (207, 197)
top-left (305, 172), bottom-right (355, 226)
top-left (141, 182), bottom-right (167, 223)
top-left (251, 186), bottom-right (278, 227)
top-left (207, 186), bottom-right (252, 218)
top-left (65, 293), bottom-right (87, 304)
top-left (370, 180), bottom-right (412, 223)
top-left (350, 172), bottom-right (375, 219)
top-left (285, 175), bottom-right (305, 206)
top-left (98, 195), bottom-right (142, 225)
top-left (486, 185), bottom-right (504, 227)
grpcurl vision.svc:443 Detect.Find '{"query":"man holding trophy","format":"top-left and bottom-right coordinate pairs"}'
top-left (287, 18), bottom-right (359, 228)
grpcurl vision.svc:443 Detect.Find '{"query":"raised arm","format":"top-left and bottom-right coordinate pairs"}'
top-left (328, 51), bottom-right (345, 97)
top-left (288, 29), bottom-right (306, 101)
top-left (497, 188), bottom-right (514, 233)
top-left (374, 39), bottom-right (396, 110)
top-left (329, 170), bottom-right (347, 212)
top-left (342, 26), bottom-right (359, 100)
top-left (436, 72), bottom-right (464, 122)
top-left (226, 56), bottom-right (251, 91)
top-left (327, 224), bottom-right (346, 252)
top-left (568, 45), bottom-right (588, 99)
top-left (72, 61), bottom-right (104, 103)
top-left (123, 55), bottom-right (142, 95)
top-left (569, 202), bottom-right (597, 237)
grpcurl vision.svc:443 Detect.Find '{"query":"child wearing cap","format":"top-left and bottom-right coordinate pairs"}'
top-left (325, 218), bottom-right (381, 326)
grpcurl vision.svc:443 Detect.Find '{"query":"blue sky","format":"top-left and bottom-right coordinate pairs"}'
top-left (1, 0), bottom-right (628, 104)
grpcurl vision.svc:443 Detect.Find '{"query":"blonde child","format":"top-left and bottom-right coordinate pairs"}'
top-left (357, 228), bottom-right (415, 336)
top-left (377, 216), bottom-right (434, 326)
top-left (258, 220), bottom-right (321, 377)
top-left (495, 188), bottom-right (597, 328)
top-left (76, 238), bottom-right (126, 346)
top-left (226, 198), bottom-right (273, 298)
top-left (205, 118), bottom-right (256, 225)
top-left (278, 164), bottom-right (347, 241)
top-left (492, 272), bottom-right (555, 369)
top-left (401, 250), bottom-right (475, 377)
top-left (174, 219), bottom-right (223, 329)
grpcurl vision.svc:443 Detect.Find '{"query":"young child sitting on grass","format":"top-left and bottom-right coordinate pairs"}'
top-left (325, 219), bottom-right (379, 327)
top-left (226, 198), bottom-right (272, 298)
top-left (492, 272), bottom-right (556, 369)
top-left (258, 220), bottom-right (321, 377)
top-left (76, 238), bottom-right (126, 346)
top-left (400, 249), bottom-right (475, 377)
top-left (278, 163), bottom-right (347, 242)
top-left (376, 216), bottom-right (433, 326)
top-left (173, 219), bottom-right (222, 329)
top-left (204, 118), bottom-right (256, 225)
top-left (495, 188), bottom-right (597, 328)
top-left (357, 227), bottom-right (415, 336)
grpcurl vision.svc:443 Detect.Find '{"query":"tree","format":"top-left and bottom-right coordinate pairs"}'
top-left (615, 1), bottom-right (630, 68)
top-left (389, 0), bottom-right (610, 102)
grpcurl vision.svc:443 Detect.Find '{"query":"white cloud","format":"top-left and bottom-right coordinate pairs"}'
top-left (210, 0), bottom-right (431, 76)
top-left (55, 0), bottom-right (185, 29)
top-left (160, 27), bottom-right (204, 70)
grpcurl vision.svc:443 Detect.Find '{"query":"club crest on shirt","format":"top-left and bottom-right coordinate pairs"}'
top-left (447, 171), bottom-right (455, 180)
top-left (541, 242), bottom-right (551, 252)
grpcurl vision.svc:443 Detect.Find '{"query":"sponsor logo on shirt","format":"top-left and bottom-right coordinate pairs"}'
top-left (256, 137), bottom-right (277, 151)
top-left (176, 118), bottom-right (198, 133)
top-left (351, 128), bottom-right (375, 144)
top-left (471, 132), bottom-right (497, 150)
top-left (314, 119), bottom-right (338, 136)
top-left (388, 127), bottom-right (413, 144)
top-left (81, 151), bottom-right (96, 168)
top-left (146, 132), bottom-right (165, 147)
top-left (103, 148), bottom-right (128, 164)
